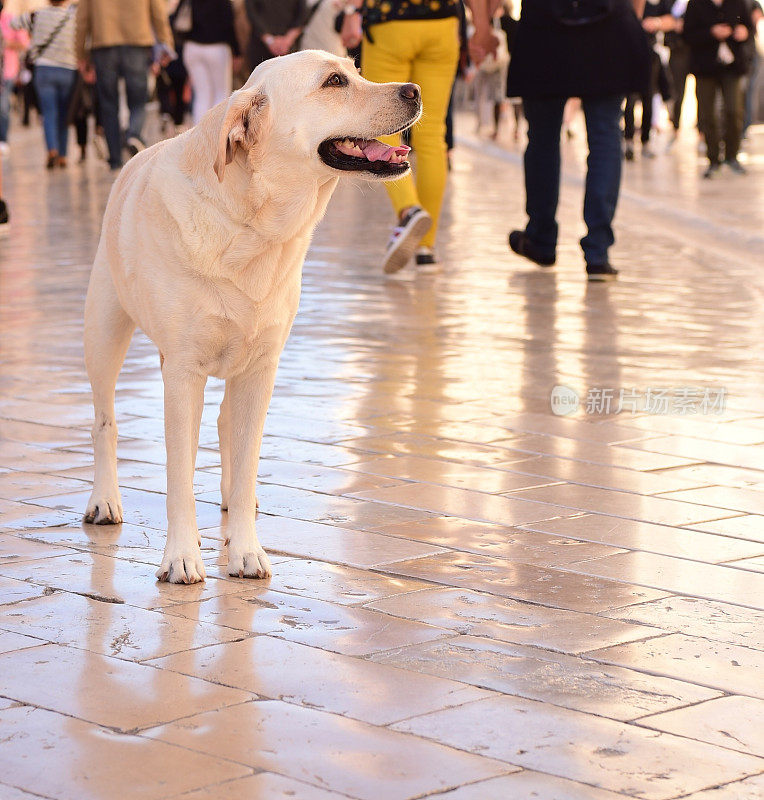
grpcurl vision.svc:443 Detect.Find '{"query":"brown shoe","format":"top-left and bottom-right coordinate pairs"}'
top-left (57, 156), bottom-right (67, 168)
top-left (46, 150), bottom-right (59, 169)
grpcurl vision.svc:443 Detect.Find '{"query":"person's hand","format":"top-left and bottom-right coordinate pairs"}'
top-left (711, 23), bottom-right (732, 39)
top-left (469, 24), bottom-right (499, 66)
top-left (233, 55), bottom-right (244, 73)
top-left (733, 24), bottom-right (749, 41)
top-left (340, 11), bottom-right (362, 48)
top-left (151, 60), bottom-right (161, 76)
top-left (642, 16), bottom-right (661, 33)
top-left (263, 34), bottom-right (280, 55)
top-left (78, 59), bottom-right (92, 78)
top-left (674, 17), bottom-right (684, 34)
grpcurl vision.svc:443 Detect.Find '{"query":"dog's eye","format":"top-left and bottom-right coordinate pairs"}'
top-left (323, 73), bottom-right (347, 88)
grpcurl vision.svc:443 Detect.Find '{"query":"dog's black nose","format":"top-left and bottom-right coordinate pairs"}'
top-left (399, 83), bottom-right (420, 102)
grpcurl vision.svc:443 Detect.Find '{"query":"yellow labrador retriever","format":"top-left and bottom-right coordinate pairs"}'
top-left (83, 50), bottom-right (420, 584)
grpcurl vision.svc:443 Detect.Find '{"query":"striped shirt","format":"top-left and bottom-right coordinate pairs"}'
top-left (13, 5), bottom-right (78, 70)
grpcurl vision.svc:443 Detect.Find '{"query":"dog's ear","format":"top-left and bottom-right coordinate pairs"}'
top-left (213, 90), bottom-right (269, 182)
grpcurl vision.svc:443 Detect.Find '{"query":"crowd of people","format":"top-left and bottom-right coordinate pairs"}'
top-left (0, 0), bottom-right (761, 278)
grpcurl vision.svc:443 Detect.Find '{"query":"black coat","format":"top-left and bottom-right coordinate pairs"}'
top-left (507, 0), bottom-right (651, 99)
top-left (683, 0), bottom-right (755, 77)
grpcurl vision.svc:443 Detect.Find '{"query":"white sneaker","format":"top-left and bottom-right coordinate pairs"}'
top-left (383, 206), bottom-right (432, 274)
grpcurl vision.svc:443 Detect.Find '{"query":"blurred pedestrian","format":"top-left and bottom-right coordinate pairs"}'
top-left (299, 0), bottom-right (346, 56)
top-left (13, 0), bottom-right (78, 169)
top-left (742, 0), bottom-right (762, 137)
top-left (473, 7), bottom-right (509, 139)
top-left (175, 0), bottom-right (241, 124)
top-left (684, 0), bottom-right (755, 177)
top-left (245, 0), bottom-right (307, 70)
top-left (624, 0), bottom-right (676, 160)
top-left (75, 0), bottom-right (175, 169)
top-left (667, 0), bottom-right (691, 143)
top-left (470, 0), bottom-right (650, 281)
top-left (0, 0), bottom-right (8, 234)
top-left (345, 0), bottom-right (461, 273)
top-left (0, 7), bottom-right (29, 156)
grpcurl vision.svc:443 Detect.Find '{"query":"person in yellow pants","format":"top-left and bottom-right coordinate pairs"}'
top-left (352, 1), bottom-right (460, 273)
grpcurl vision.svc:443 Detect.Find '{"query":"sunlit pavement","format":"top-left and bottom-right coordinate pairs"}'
top-left (0, 112), bottom-right (763, 799)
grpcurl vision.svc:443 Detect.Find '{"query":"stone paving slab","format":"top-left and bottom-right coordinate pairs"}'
top-left (0, 116), bottom-right (762, 799)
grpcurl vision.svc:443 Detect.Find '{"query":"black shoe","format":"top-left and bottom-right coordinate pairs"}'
top-left (586, 263), bottom-right (619, 282)
top-left (703, 163), bottom-right (721, 179)
top-left (624, 142), bottom-right (634, 161)
top-left (415, 247), bottom-right (438, 266)
top-left (724, 158), bottom-right (746, 175)
top-left (508, 230), bottom-right (555, 267)
top-left (0, 198), bottom-right (9, 232)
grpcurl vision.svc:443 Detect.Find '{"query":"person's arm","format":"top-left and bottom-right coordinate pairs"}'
top-left (150, 0), bottom-right (175, 53)
top-left (222, 0), bottom-right (241, 57)
top-left (340, 0), bottom-right (363, 49)
top-left (643, 13), bottom-right (677, 32)
top-left (75, 0), bottom-right (91, 66)
top-left (466, 0), bottom-right (499, 64)
top-left (10, 12), bottom-right (33, 34)
top-left (633, 0), bottom-right (647, 17)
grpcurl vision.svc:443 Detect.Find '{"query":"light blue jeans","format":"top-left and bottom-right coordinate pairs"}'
top-left (33, 64), bottom-right (77, 156)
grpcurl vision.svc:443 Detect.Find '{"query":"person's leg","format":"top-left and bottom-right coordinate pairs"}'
top-left (623, 94), bottom-right (636, 141)
top-left (743, 52), bottom-right (760, 136)
top-left (33, 67), bottom-right (59, 157)
top-left (55, 68), bottom-right (77, 159)
top-left (695, 75), bottom-right (719, 166)
top-left (669, 42), bottom-right (690, 131)
top-left (580, 94), bottom-right (624, 267)
top-left (361, 21), bottom-right (420, 218)
top-left (92, 47), bottom-right (122, 167)
top-left (522, 95), bottom-right (566, 260)
top-left (409, 18), bottom-right (461, 247)
top-left (121, 45), bottom-right (151, 145)
top-left (183, 41), bottom-right (208, 125)
top-left (720, 71), bottom-right (743, 163)
top-left (208, 43), bottom-right (233, 111)
top-left (0, 78), bottom-right (12, 143)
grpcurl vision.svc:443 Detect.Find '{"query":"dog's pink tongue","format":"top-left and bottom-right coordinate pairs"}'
top-left (361, 141), bottom-right (411, 162)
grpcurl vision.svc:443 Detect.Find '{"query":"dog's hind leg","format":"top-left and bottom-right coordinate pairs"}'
top-left (83, 260), bottom-right (135, 524)
top-left (218, 382), bottom-right (231, 511)
top-left (157, 361), bottom-right (207, 584)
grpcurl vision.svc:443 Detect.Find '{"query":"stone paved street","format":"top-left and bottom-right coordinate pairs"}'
top-left (0, 114), bottom-right (763, 800)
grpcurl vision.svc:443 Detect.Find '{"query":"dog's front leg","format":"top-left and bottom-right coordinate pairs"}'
top-left (156, 363), bottom-right (207, 584)
top-left (225, 365), bottom-right (277, 578)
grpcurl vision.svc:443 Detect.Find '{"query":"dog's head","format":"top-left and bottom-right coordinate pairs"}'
top-left (213, 50), bottom-right (422, 182)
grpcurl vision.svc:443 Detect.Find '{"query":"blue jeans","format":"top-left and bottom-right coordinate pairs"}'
top-left (523, 95), bottom-right (624, 267)
top-left (33, 65), bottom-right (77, 156)
top-left (91, 45), bottom-right (151, 168)
top-left (0, 78), bottom-right (14, 143)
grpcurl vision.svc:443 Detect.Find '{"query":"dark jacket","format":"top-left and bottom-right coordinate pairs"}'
top-left (245, 0), bottom-right (307, 68)
top-left (176, 0), bottom-right (239, 55)
top-left (683, 0), bottom-right (754, 77)
top-left (507, 0), bottom-right (651, 99)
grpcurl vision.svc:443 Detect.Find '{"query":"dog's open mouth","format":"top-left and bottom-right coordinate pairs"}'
top-left (318, 137), bottom-right (411, 175)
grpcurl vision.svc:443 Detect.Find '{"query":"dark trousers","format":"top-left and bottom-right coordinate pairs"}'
top-left (696, 72), bottom-right (743, 165)
top-left (523, 94), bottom-right (623, 267)
top-left (91, 45), bottom-right (151, 168)
top-left (669, 40), bottom-right (690, 130)
top-left (624, 53), bottom-right (661, 143)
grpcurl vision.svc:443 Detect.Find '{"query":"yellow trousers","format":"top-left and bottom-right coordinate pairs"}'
top-left (361, 18), bottom-right (459, 249)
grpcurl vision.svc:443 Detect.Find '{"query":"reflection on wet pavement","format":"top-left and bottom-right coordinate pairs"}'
top-left (1, 118), bottom-right (763, 798)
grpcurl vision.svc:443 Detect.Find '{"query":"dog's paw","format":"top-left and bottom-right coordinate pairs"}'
top-left (156, 547), bottom-right (206, 584)
top-left (84, 491), bottom-right (123, 525)
top-left (227, 544), bottom-right (271, 579)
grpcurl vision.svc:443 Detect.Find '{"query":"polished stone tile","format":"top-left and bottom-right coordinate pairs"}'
top-left (393, 696), bottom-right (764, 799)
top-left (561, 551), bottom-right (764, 610)
top-left (520, 514), bottom-right (764, 562)
top-left (0, 630), bottom-right (44, 655)
top-left (589, 633), bottom-right (764, 699)
top-left (675, 774), bottom-right (764, 800)
top-left (0, 533), bottom-right (75, 564)
top-left (725, 555), bottom-right (764, 573)
top-left (369, 634), bottom-right (718, 720)
top-left (638, 695), bottom-right (764, 757)
top-left (0, 643), bottom-right (252, 732)
top-left (377, 516), bottom-right (626, 566)
top-left (660, 485), bottom-right (764, 516)
top-left (603, 596), bottom-right (764, 650)
top-left (0, 470), bottom-right (92, 501)
top-left (149, 635), bottom-right (491, 725)
top-left (0, 576), bottom-right (49, 606)
top-left (427, 770), bottom-right (630, 799)
top-left (147, 699), bottom-right (514, 800)
top-left (691, 515), bottom-right (764, 543)
top-left (267, 558), bottom-right (432, 606)
top-left (0, 705), bottom-right (250, 800)
top-left (623, 438), bottom-right (763, 471)
top-left (345, 454), bottom-right (560, 493)
top-left (352, 483), bottom-right (577, 527)
top-left (164, 589), bottom-right (452, 656)
top-left (383, 552), bottom-right (667, 612)
top-left (366, 587), bottom-right (662, 654)
top-left (0, 592), bottom-right (243, 662)
top-left (175, 772), bottom-right (348, 800)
